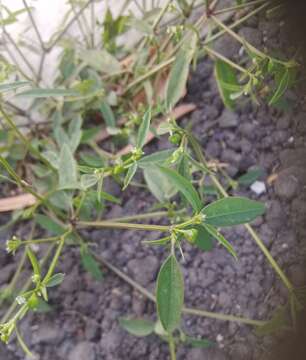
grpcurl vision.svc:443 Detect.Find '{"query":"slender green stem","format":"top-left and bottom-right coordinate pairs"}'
top-left (122, 57), bottom-right (175, 94)
top-left (203, 2), bottom-right (269, 46)
top-left (168, 335), bottom-right (176, 360)
top-left (77, 220), bottom-right (170, 232)
top-left (204, 46), bottom-right (249, 74)
top-left (1, 245), bottom-right (55, 323)
top-left (213, 0), bottom-right (266, 15)
top-left (187, 133), bottom-right (294, 293)
top-left (43, 232), bottom-right (70, 284)
top-left (0, 156), bottom-right (43, 202)
top-left (109, 209), bottom-right (185, 223)
top-left (152, 0), bottom-right (172, 31)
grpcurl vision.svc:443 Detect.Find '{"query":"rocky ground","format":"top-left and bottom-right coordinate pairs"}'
top-left (1, 8), bottom-right (306, 360)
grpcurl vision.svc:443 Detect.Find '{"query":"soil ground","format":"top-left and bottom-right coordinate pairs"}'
top-left (1, 8), bottom-right (306, 360)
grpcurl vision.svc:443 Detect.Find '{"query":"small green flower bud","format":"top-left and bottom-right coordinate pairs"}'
top-left (27, 293), bottom-right (40, 310)
top-left (180, 228), bottom-right (198, 243)
top-left (6, 236), bottom-right (21, 254)
top-left (113, 165), bottom-right (124, 175)
top-left (168, 133), bottom-right (181, 145)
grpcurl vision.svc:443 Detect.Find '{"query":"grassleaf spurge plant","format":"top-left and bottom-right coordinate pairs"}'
top-left (0, 0), bottom-right (302, 358)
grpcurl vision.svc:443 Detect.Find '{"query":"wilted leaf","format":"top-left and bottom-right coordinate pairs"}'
top-left (166, 34), bottom-right (197, 110)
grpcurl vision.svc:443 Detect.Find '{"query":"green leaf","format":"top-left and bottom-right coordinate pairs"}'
top-left (81, 174), bottom-right (99, 190)
top-left (97, 191), bottom-right (121, 204)
top-left (269, 67), bottom-right (290, 105)
top-left (203, 223), bottom-right (237, 259)
top-left (119, 318), bottom-right (155, 337)
top-left (123, 162), bottom-right (138, 190)
top-left (26, 247), bottom-right (41, 278)
top-left (138, 149), bottom-right (175, 168)
top-left (202, 196), bottom-right (265, 227)
top-left (0, 81), bottom-right (29, 93)
top-left (136, 107), bottom-right (151, 149)
top-left (35, 214), bottom-right (66, 236)
top-left (78, 49), bottom-right (121, 74)
top-left (158, 167), bottom-right (202, 212)
top-left (17, 88), bottom-right (79, 98)
top-left (192, 225), bottom-right (214, 252)
top-left (100, 101), bottom-right (116, 128)
top-left (68, 116), bottom-right (83, 153)
top-left (166, 34), bottom-right (197, 110)
top-left (143, 166), bottom-right (178, 203)
top-left (214, 59), bottom-right (239, 110)
top-left (238, 169), bottom-right (264, 186)
top-left (58, 144), bottom-right (78, 189)
top-left (80, 248), bottom-right (103, 281)
top-left (45, 273), bottom-right (65, 287)
top-left (156, 255), bottom-right (184, 333)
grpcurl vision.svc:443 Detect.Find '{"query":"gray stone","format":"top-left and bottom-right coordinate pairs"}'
top-left (127, 255), bottom-right (159, 286)
top-left (214, 34), bottom-right (240, 58)
top-left (218, 292), bottom-right (231, 308)
top-left (218, 109), bottom-right (238, 128)
top-left (238, 27), bottom-right (262, 48)
top-left (288, 264), bottom-right (306, 287)
top-left (68, 341), bottom-right (96, 360)
top-left (33, 324), bottom-right (60, 344)
top-left (274, 168), bottom-right (299, 200)
top-left (280, 148), bottom-right (306, 168)
top-left (100, 328), bottom-right (123, 353)
top-left (0, 263), bottom-right (15, 285)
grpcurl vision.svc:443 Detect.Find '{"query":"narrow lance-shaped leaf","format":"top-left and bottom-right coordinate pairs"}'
top-left (100, 101), bottom-right (116, 128)
top-left (156, 254), bottom-right (184, 333)
top-left (158, 166), bottom-right (202, 212)
top-left (26, 247), bottom-right (41, 278)
top-left (0, 81), bottom-right (29, 93)
top-left (45, 273), bottom-right (65, 287)
top-left (58, 144), bottom-right (78, 189)
top-left (203, 223), bottom-right (237, 259)
top-left (202, 196), bottom-right (265, 227)
top-left (214, 59), bottom-right (240, 110)
top-left (119, 318), bottom-right (155, 337)
top-left (123, 162), bottom-right (138, 190)
top-left (17, 88), bottom-right (79, 98)
top-left (166, 33), bottom-right (197, 110)
top-left (136, 107), bottom-right (151, 149)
